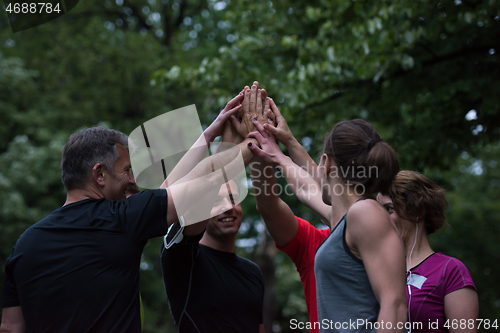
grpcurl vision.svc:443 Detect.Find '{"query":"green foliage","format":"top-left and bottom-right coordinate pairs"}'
top-left (433, 142), bottom-right (500, 322)
top-left (156, 0), bottom-right (500, 170)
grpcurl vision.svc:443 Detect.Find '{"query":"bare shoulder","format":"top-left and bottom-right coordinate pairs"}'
top-left (346, 199), bottom-right (395, 237)
top-left (346, 199), bottom-right (403, 260)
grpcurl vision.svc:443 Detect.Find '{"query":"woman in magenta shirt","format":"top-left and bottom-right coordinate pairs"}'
top-left (378, 171), bottom-right (479, 333)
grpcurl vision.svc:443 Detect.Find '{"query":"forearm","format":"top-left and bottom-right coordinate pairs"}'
top-left (250, 160), bottom-right (280, 213)
top-left (0, 307), bottom-right (26, 333)
top-left (165, 138), bottom-right (255, 188)
top-left (166, 138), bottom-right (256, 225)
top-left (161, 132), bottom-right (213, 188)
top-left (249, 158), bottom-right (298, 248)
top-left (376, 298), bottom-right (407, 333)
top-left (284, 135), bottom-right (317, 177)
top-left (277, 155), bottom-right (331, 224)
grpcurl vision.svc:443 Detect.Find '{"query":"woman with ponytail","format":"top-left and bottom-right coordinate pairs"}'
top-left (377, 171), bottom-right (478, 333)
top-left (248, 117), bottom-right (407, 333)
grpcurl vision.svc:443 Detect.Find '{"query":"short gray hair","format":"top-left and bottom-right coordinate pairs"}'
top-left (61, 126), bottom-right (129, 191)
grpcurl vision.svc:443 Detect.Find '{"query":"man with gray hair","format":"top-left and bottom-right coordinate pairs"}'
top-left (0, 91), bottom-right (259, 333)
top-left (1, 126), bottom-right (169, 333)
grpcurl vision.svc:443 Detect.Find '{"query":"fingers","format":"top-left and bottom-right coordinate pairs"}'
top-left (263, 123), bottom-right (277, 134)
top-left (263, 96), bottom-right (271, 123)
top-left (247, 130), bottom-right (266, 143)
top-left (229, 115), bottom-right (241, 129)
top-left (225, 94), bottom-right (244, 110)
top-left (261, 89), bottom-right (268, 101)
top-left (257, 89), bottom-right (263, 117)
top-left (243, 87), bottom-right (251, 116)
top-left (266, 128), bottom-right (278, 143)
top-left (236, 87), bottom-right (248, 118)
top-left (266, 108), bottom-right (276, 125)
top-left (269, 98), bottom-right (283, 119)
top-left (262, 124), bottom-right (280, 145)
top-left (249, 84), bottom-right (257, 116)
top-left (264, 96), bottom-right (270, 114)
top-left (247, 141), bottom-right (268, 160)
top-left (230, 116), bottom-right (243, 137)
top-left (222, 105), bottom-right (241, 119)
top-left (253, 120), bottom-right (268, 137)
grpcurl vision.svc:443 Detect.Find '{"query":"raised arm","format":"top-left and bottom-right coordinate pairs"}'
top-left (248, 121), bottom-right (332, 225)
top-left (263, 98), bottom-right (317, 176)
top-left (164, 136), bottom-right (256, 227)
top-left (250, 159), bottom-right (298, 248)
top-left (346, 200), bottom-right (407, 333)
top-left (161, 93), bottom-right (244, 188)
top-left (179, 98), bottom-right (253, 238)
top-left (163, 85), bottom-right (266, 230)
top-left (229, 82), bottom-right (299, 247)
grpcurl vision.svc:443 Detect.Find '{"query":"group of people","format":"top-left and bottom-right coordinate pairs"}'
top-left (0, 81), bottom-right (478, 333)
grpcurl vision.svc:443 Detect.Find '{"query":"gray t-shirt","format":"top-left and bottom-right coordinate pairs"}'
top-left (314, 212), bottom-right (380, 333)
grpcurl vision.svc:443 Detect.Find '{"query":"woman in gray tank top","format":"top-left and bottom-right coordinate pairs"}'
top-left (311, 120), bottom-right (407, 333)
top-left (248, 119), bottom-right (408, 333)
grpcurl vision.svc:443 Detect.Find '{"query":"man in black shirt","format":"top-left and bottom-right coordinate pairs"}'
top-left (0, 90), bottom-right (260, 333)
top-left (1, 127), bottom-right (170, 333)
top-left (161, 181), bottom-right (265, 333)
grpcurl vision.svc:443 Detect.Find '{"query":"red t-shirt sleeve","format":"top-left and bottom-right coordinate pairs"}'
top-left (278, 217), bottom-right (313, 271)
top-left (277, 216), bottom-right (330, 285)
top-left (276, 216), bottom-right (329, 331)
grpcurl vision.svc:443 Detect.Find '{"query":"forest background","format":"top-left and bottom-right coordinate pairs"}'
top-left (0, 0), bottom-right (499, 332)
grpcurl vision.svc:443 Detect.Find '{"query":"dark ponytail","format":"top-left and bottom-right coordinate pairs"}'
top-left (323, 119), bottom-right (399, 196)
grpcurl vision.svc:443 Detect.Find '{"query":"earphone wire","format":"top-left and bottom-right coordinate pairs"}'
top-left (176, 246), bottom-right (201, 333)
top-left (407, 219), bottom-right (418, 333)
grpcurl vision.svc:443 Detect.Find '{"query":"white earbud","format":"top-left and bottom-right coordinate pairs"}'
top-left (407, 222), bottom-right (418, 333)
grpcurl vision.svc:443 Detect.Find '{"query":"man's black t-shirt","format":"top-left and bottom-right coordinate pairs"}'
top-left (1, 189), bottom-right (168, 333)
top-left (161, 229), bottom-right (264, 333)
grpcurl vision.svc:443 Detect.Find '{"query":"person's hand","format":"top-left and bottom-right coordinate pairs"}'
top-left (231, 81), bottom-right (269, 138)
top-left (250, 82), bottom-right (269, 127)
top-left (221, 117), bottom-right (243, 144)
top-left (246, 121), bottom-right (286, 165)
top-left (204, 93), bottom-right (244, 143)
top-left (263, 98), bottom-right (295, 147)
